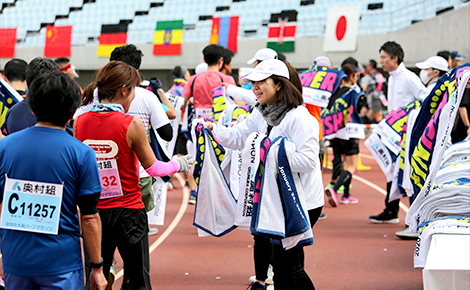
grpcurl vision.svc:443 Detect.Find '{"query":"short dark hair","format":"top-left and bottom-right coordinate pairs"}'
top-left (110, 44), bottom-right (143, 70)
top-left (342, 63), bottom-right (357, 79)
top-left (222, 48), bottom-right (234, 68)
top-left (437, 50), bottom-right (451, 61)
top-left (341, 57), bottom-right (359, 68)
top-left (27, 71), bottom-right (82, 126)
top-left (369, 59), bottom-right (377, 69)
top-left (379, 41), bottom-right (404, 64)
top-left (25, 57), bottom-right (60, 86)
top-left (54, 57), bottom-right (70, 67)
top-left (202, 44), bottom-right (225, 66)
top-left (4, 58), bottom-right (28, 82)
top-left (172, 65), bottom-right (188, 78)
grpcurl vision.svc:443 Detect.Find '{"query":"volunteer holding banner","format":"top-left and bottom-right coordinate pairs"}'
top-left (325, 63), bottom-right (365, 206)
top-left (74, 61), bottom-right (193, 290)
top-left (204, 59), bottom-right (323, 290)
top-left (369, 41), bottom-right (426, 224)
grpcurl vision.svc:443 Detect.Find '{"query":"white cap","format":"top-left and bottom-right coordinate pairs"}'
top-left (313, 56), bottom-right (332, 68)
top-left (416, 56), bottom-right (448, 71)
top-left (247, 48), bottom-right (278, 64)
top-left (242, 59), bottom-right (289, 84)
top-left (195, 62), bottom-right (208, 74)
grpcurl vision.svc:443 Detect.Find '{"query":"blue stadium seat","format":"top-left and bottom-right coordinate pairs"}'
top-left (5, 0), bottom-right (467, 47)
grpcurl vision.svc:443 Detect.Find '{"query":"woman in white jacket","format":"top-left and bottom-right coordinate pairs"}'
top-left (205, 59), bottom-right (324, 290)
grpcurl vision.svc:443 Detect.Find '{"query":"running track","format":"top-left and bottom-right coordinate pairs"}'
top-left (1, 139), bottom-right (424, 289)
top-left (112, 140), bottom-right (423, 290)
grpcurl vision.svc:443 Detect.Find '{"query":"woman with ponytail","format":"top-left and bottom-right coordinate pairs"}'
top-left (75, 61), bottom-right (193, 290)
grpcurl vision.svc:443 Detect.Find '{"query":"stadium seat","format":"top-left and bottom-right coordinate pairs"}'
top-left (4, 0), bottom-right (469, 47)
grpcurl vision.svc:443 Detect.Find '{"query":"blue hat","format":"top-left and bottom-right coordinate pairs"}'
top-left (450, 51), bottom-right (465, 60)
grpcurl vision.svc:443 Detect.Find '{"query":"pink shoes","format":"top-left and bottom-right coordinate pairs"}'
top-left (325, 187), bottom-right (338, 207)
top-left (340, 196), bottom-right (359, 204)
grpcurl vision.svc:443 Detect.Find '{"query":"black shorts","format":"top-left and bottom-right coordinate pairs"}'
top-left (330, 138), bottom-right (359, 156)
top-left (175, 124), bottom-right (188, 155)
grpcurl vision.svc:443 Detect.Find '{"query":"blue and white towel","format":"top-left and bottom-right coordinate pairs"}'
top-left (192, 121), bottom-right (237, 237)
top-left (251, 137), bottom-right (313, 249)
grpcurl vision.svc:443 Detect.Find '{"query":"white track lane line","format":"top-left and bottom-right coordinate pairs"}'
top-left (114, 173), bottom-right (190, 281)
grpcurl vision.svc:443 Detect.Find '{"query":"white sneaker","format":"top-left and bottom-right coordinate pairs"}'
top-left (396, 227), bottom-right (418, 240)
top-left (248, 266), bottom-right (274, 285)
top-left (148, 228), bottom-right (159, 236)
top-left (188, 195), bottom-right (197, 204)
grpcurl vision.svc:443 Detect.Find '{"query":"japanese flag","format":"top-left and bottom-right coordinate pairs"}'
top-left (323, 6), bottom-right (361, 52)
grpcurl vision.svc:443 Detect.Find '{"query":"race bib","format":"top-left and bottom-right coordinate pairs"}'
top-left (1, 177), bottom-right (63, 235)
top-left (302, 87), bottom-right (331, 108)
top-left (97, 159), bottom-right (123, 199)
top-left (196, 108), bottom-right (214, 122)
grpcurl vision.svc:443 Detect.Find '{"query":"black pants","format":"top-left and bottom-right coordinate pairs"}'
top-left (385, 181), bottom-right (400, 213)
top-left (253, 235), bottom-right (272, 281)
top-left (272, 207), bottom-right (322, 290)
top-left (101, 208), bottom-right (151, 290)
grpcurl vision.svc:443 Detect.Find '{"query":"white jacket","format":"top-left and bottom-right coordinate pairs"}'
top-left (213, 106), bottom-right (325, 210)
top-left (387, 62), bottom-right (426, 111)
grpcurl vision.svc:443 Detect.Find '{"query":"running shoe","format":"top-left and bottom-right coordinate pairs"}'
top-left (396, 227), bottom-right (419, 240)
top-left (149, 228), bottom-right (159, 235)
top-left (188, 194), bottom-right (197, 204)
top-left (167, 180), bottom-right (177, 191)
top-left (247, 282), bottom-right (266, 290)
top-left (325, 186), bottom-right (338, 207)
top-left (318, 212), bottom-right (327, 220)
top-left (369, 211), bottom-right (399, 224)
top-left (248, 266), bottom-right (273, 284)
top-left (340, 196), bottom-right (359, 204)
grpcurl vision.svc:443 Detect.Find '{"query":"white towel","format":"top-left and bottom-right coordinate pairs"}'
top-left (234, 132), bottom-right (266, 230)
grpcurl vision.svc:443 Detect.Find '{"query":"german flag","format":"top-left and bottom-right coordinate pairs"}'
top-left (153, 20), bottom-right (183, 56)
top-left (97, 22), bottom-right (128, 58)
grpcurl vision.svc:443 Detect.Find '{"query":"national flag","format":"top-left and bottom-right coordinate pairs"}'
top-left (0, 28), bottom-right (17, 58)
top-left (0, 78), bottom-right (23, 132)
top-left (323, 6), bottom-right (361, 52)
top-left (153, 20), bottom-right (184, 56)
top-left (267, 10), bottom-right (297, 53)
top-left (97, 22), bottom-right (128, 58)
top-left (44, 25), bottom-right (72, 58)
top-left (210, 16), bottom-right (239, 53)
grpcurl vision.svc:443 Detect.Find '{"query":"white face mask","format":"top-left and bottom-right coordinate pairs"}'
top-left (420, 69), bottom-right (433, 85)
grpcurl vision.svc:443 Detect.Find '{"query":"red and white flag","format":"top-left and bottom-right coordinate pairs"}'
top-left (323, 6), bottom-right (361, 52)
